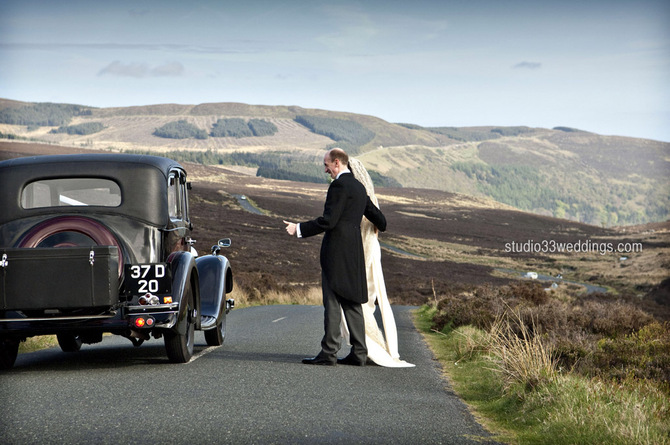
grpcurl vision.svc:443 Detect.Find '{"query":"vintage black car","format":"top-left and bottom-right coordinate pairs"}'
top-left (0, 154), bottom-right (234, 369)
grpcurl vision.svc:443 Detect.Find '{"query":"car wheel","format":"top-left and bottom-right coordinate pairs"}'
top-left (0, 337), bottom-right (20, 370)
top-left (57, 333), bottom-right (83, 352)
top-left (204, 314), bottom-right (226, 346)
top-left (164, 283), bottom-right (195, 363)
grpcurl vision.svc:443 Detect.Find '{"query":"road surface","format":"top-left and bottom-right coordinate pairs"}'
top-left (496, 268), bottom-right (608, 293)
top-left (0, 305), bottom-right (500, 444)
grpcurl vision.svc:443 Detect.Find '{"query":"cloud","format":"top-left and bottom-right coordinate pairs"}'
top-left (98, 61), bottom-right (148, 78)
top-left (98, 61), bottom-right (184, 78)
top-left (1, 42), bottom-right (242, 55)
top-left (513, 61), bottom-right (542, 70)
top-left (150, 61), bottom-right (185, 77)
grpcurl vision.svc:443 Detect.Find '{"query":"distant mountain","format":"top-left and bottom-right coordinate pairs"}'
top-left (1, 99), bottom-right (668, 226)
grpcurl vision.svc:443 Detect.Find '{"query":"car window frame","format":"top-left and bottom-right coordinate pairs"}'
top-left (20, 177), bottom-right (122, 209)
top-left (167, 169), bottom-right (190, 225)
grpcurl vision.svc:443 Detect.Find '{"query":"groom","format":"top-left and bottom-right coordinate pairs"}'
top-left (284, 148), bottom-right (386, 366)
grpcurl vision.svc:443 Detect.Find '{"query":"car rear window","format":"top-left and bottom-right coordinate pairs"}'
top-left (21, 178), bottom-right (122, 208)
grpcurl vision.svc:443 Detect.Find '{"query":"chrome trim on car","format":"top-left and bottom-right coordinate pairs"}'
top-left (126, 303), bottom-right (180, 313)
top-left (0, 314), bottom-right (116, 322)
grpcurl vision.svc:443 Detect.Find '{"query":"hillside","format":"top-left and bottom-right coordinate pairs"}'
top-left (1, 140), bottom-right (668, 318)
top-left (1, 99), bottom-right (668, 226)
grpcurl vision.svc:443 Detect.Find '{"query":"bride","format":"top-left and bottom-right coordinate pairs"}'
top-left (342, 157), bottom-right (414, 368)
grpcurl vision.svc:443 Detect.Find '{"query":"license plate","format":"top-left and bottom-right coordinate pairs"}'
top-left (124, 263), bottom-right (171, 294)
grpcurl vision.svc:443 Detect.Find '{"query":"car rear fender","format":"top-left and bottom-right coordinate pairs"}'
top-left (195, 254), bottom-right (232, 325)
top-left (166, 251), bottom-right (201, 334)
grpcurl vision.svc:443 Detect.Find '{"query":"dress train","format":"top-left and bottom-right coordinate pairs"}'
top-left (340, 223), bottom-right (414, 368)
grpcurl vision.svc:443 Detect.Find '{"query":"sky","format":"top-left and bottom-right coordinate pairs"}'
top-left (1, 0), bottom-right (669, 142)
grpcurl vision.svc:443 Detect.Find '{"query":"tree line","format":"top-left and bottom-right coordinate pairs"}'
top-left (0, 103), bottom-right (92, 127)
top-left (154, 118), bottom-right (278, 140)
top-left (294, 115), bottom-right (375, 153)
top-left (398, 125), bottom-right (539, 142)
top-left (153, 120), bottom-right (208, 139)
top-left (152, 115), bottom-right (377, 154)
top-left (451, 161), bottom-right (669, 226)
top-left (50, 122), bottom-right (106, 135)
top-left (128, 149), bottom-right (398, 188)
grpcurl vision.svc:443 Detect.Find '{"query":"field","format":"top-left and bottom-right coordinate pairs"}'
top-left (1, 140), bottom-right (667, 314)
top-left (183, 157), bottom-right (670, 317)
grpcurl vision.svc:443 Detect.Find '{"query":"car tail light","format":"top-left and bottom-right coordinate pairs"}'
top-left (133, 316), bottom-right (155, 328)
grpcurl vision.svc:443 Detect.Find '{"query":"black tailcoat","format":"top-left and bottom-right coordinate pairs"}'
top-left (300, 172), bottom-right (386, 303)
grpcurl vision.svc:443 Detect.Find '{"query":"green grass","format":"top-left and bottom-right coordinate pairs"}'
top-left (18, 335), bottom-right (58, 353)
top-left (414, 305), bottom-right (670, 445)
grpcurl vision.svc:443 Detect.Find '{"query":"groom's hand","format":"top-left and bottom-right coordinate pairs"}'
top-left (283, 220), bottom-right (297, 236)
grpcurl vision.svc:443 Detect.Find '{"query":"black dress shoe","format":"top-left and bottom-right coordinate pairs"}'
top-left (336, 355), bottom-right (366, 366)
top-left (302, 356), bottom-right (336, 366)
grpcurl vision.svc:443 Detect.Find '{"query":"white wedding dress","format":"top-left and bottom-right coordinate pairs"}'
top-left (341, 159), bottom-right (415, 368)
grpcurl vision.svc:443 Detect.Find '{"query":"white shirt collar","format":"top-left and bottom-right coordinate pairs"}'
top-left (336, 168), bottom-right (351, 180)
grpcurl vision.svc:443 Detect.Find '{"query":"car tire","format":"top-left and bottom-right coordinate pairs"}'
top-left (57, 333), bottom-right (83, 352)
top-left (0, 337), bottom-right (20, 370)
top-left (164, 282), bottom-right (195, 363)
top-left (204, 315), bottom-right (226, 346)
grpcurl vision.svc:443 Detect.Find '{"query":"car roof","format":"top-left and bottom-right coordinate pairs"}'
top-left (0, 153), bottom-right (186, 227)
top-left (0, 152), bottom-right (182, 172)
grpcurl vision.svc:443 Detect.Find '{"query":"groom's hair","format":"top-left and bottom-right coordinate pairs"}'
top-left (328, 148), bottom-right (349, 166)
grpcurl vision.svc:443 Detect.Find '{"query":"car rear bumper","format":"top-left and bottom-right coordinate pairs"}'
top-left (0, 304), bottom-right (180, 337)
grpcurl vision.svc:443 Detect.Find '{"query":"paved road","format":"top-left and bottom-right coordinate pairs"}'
top-left (496, 268), bottom-right (608, 294)
top-left (1, 306), bottom-right (499, 444)
top-left (234, 194), bottom-right (264, 215)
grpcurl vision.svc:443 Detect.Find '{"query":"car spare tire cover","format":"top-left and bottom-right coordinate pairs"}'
top-left (18, 215), bottom-right (123, 276)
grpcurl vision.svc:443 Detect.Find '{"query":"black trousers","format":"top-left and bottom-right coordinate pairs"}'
top-left (318, 271), bottom-right (368, 362)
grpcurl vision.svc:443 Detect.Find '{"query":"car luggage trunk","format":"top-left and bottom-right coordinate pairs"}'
top-left (0, 246), bottom-right (119, 311)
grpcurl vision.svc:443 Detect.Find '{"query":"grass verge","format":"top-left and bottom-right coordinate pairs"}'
top-left (414, 305), bottom-right (670, 445)
top-left (18, 335), bottom-right (58, 353)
